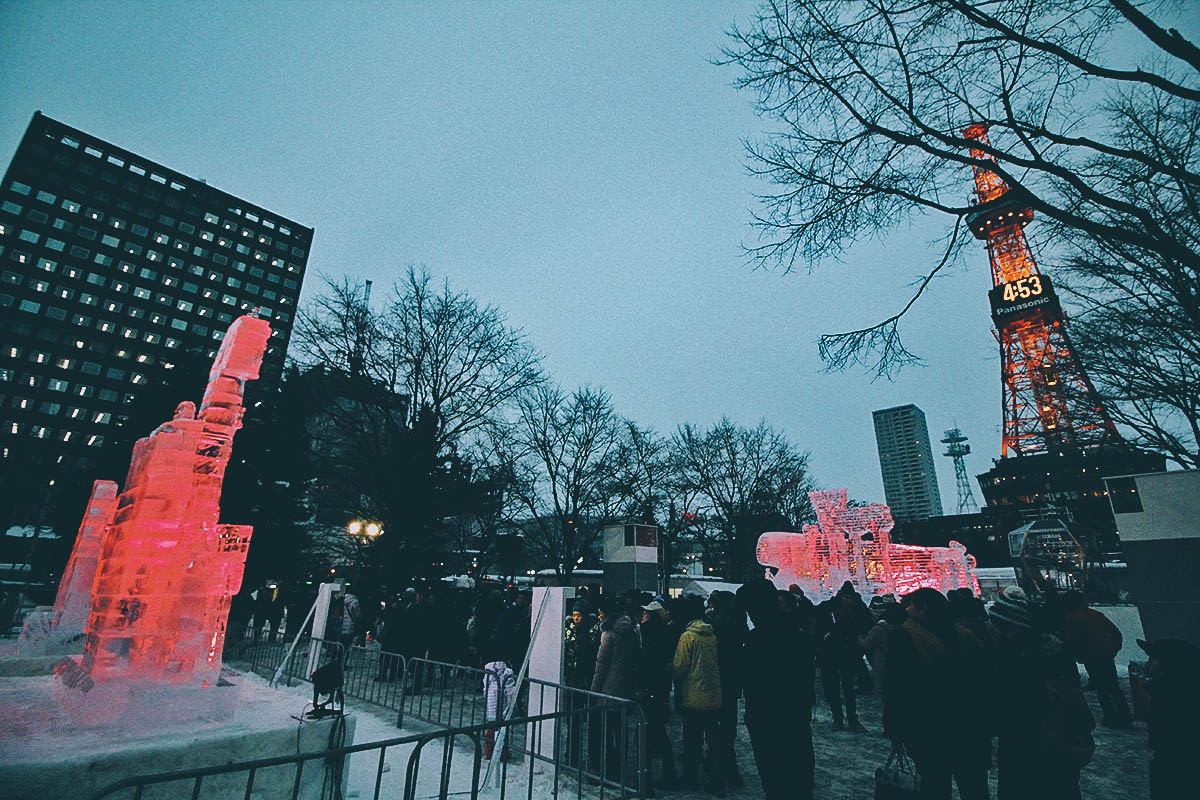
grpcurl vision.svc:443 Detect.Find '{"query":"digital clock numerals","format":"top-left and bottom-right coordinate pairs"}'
top-left (1002, 275), bottom-right (1043, 302)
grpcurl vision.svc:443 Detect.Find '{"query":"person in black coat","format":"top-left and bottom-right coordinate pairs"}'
top-left (638, 602), bottom-right (679, 787)
top-left (884, 588), bottom-right (991, 800)
top-left (709, 590), bottom-right (747, 786)
top-left (817, 581), bottom-right (872, 731)
top-left (1138, 637), bottom-right (1200, 800)
top-left (738, 579), bottom-right (816, 800)
top-left (990, 586), bottom-right (1093, 800)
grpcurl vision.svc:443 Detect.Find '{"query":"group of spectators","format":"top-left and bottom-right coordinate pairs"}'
top-left (557, 581), bottom-right (1196, 800)
top-left (233, 578), bottom-right (1195, 800)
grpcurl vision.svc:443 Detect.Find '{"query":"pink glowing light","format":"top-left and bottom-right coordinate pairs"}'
top-left (757, 489), bottom-right (980, 601)
top-left (55, 314), bottom-right (270, 723)
top-left (17, 481), bottom-right (118, 655)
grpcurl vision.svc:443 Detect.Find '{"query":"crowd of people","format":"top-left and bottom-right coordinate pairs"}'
top-left (232, 578), bottom-right (1195, 800)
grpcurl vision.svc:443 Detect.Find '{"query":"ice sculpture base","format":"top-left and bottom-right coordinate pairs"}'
top-left (0, 669), bottom-right (356, 800)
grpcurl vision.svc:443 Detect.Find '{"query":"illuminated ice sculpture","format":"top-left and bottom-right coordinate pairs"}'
top-left (55, 314), bottom-right (271, 725)
top-left (757, 489), bottom-right (980, 602)
top-left (17, 481), bottom-right (119, 656)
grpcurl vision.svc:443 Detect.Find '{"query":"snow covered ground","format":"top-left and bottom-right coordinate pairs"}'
top-left (238, 670), bottom-right (614, 800)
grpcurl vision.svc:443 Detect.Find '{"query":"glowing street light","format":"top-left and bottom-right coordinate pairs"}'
top-left (347, 519), bottom-right (383, 538)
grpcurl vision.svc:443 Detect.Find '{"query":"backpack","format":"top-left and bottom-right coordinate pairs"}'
top-left (1037, 676), bottom-right (1096, 769)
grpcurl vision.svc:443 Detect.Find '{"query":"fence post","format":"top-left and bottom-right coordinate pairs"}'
top-left (395, 655), bottom-right (408, 729)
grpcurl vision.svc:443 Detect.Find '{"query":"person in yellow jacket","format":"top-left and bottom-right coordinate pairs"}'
top-left (672, 596), bottom-right (725, 795)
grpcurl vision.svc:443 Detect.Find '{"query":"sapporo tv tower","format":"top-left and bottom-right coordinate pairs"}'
top-left (961, 124), bottom-right (1163, 566)
top-left (963, 123), bottom-right (1118, 456)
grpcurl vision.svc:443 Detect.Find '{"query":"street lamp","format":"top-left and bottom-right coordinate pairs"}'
top-left (347, 519), bottom-right (383, 539)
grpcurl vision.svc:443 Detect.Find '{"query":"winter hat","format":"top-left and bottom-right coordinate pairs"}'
top-left (641, 600), bottom-right (668, 622)
top-left (1137, 638), bottom-right (1200, 671)
top-left (989, 586), bottom-right (1032, 630)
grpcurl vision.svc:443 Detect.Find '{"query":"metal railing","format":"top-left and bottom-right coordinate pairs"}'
top-left (214, 633), bottom-right (648, 798)
top-left (402, 656), bottom-right (648, 797)
top-left (229, 631), bottom-right (408, 709)
top-left (85, 706), bottom-right (645, 800)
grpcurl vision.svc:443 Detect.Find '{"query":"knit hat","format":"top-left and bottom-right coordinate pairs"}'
top-left (989, 586), bottom-right (1031, 630)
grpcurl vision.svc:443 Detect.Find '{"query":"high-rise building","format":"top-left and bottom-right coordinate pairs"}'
top-left (873, 404), bottom-right (943, 523)
top-left (0, 112), bottom-right (312, 529)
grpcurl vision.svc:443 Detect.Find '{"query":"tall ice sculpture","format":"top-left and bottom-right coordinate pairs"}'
top-left (55, 314), bottom-right (272, 725)
top-left (757, 489), bottom-right (980, 601)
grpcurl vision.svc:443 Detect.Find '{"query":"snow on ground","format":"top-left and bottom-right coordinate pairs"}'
top-left (238, 669), bottom-right (605, 800)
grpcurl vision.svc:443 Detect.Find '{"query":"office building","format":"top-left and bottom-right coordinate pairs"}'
top-left (0, 112), bottom-right (311, 527)
top-left (873, 404), bottom-right (943, 523)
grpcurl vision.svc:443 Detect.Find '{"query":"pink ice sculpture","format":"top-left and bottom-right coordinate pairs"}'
top-left (55, 314), bottom-right (271, 725)
top-left (756, 489), bottom-right (980, 602)
top-left (17, 481), bottom-right (119, 656)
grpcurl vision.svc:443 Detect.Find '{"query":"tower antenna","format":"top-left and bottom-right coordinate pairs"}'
top-left (941, 427), bottom-right (979, 514)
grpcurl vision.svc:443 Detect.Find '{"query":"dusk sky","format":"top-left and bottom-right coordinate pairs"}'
top-left (1, 1), bottom-right (1013, 509)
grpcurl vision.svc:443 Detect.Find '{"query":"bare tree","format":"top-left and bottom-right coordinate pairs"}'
top-left (721, 1), bottom-right (1200, 459)
top-left (671, 418), bottom-right (815, 579)
top-left (290, 271), bottom-right (544, 575)
top-left (503, 385), bottom-right (625, 581)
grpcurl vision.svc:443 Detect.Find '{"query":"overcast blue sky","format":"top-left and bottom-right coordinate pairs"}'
top-left (0, 1), bottom-right (1023, 508)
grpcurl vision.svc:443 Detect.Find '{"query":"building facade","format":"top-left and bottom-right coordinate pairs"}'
top-left (0, 112), bottom-right (311, 529)
top-left (872, 404), bottom-right (943, 524)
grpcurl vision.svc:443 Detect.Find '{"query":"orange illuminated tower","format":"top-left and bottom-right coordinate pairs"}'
top-left (963, 123), bottom-right (1119, 457)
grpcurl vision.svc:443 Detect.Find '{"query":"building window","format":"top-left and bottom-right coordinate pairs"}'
top-left (47, 379), bottom-right (69, 392)
top-left (10, 181), bottom-right (31, 195)
top-left (18, 299), bottom-right (40, 314)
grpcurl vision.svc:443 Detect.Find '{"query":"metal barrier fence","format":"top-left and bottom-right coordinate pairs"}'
top-left (230, 631), bottom-right (410, 713)
top-left (216, 634), bottom-right (647, 798)
top-left (85, 706), bottom-right (643, 800)
top-left (402, 657), bottom-right (648, 797)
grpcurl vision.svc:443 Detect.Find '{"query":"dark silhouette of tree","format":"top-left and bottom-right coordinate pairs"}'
top-left (500, 385), bottom-right (625, 582)
top-left (670, 418), bottom-right (814, 578)
top-left (289, 270), bottom-right (543, 587)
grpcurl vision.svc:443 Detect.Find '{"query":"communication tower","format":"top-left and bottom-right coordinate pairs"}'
top-left (941, 428), bottom-right (979, 514)
top-left (962, 124), bottom-right (1119, 456)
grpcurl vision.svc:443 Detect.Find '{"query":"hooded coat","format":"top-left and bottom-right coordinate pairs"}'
top-left (590, 614), bottom-right (639, 700)
top-left (673, 619), bottom-right (723, 711)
